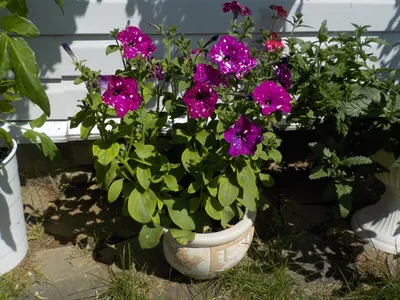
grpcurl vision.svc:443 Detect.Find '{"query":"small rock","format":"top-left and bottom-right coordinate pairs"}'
top-left (57, 171), bottom-right (94, 185)
top-left (75, 233), bottom-right (94, 249)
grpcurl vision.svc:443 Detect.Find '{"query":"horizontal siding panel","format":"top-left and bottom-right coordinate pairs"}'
top-left (28, 0), bottom-right (400, 35)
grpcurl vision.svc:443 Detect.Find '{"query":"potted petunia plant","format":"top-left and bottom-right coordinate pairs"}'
top-left (64, 2), bottom-right (292, 279)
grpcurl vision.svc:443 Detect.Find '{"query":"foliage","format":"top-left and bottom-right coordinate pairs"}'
top-left (0, 0), bottom-right (62, 162)
top-left (66, 4), bottom-right (291, 248)
top-left (287, 16), bottom-right (400, 216)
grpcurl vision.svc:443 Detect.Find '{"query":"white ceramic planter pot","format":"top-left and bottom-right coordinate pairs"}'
top-left (0, 139), bottom-right (28, 275)
top-left (352, 150), bottom-right (400, 254)
top-left (163, 210), bottom-right (256, 280)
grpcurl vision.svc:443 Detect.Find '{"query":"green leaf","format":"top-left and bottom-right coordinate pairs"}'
top-left (141, 81), bottom-right (154, 103)
top-left (259, 173), bottom-right (275, 187)
top-left (218, 175), bottom-right (239, 207)
top-left (195, 130), bottom-right (209, 145)
top-left (181, 148), bottom-right (201, 172)
top-left (80, 115), bottom-right (96, 139)
top-left (169, 229), bottom-right (195, 246)
top-left (341, 156), bottom-right (372, 166)
top-left (1, 13), bottom-right (39, 37)
top-left (54, 0), bottom-right (64, 13)
top-left (167, 199), bottom-right (195, 231)
top-left (207, 177), bottom-right (218, 197)
top-left (8, 37), bottom-right (50, 116)
top-left (29, 113), bottom-right (47, 129)
top-left (172, 128), bottom-right (190, 144)
top-left (136, 166), bottom-right (151, 189)
top-left (237, 166), bottom-right (257, 191)
top-left (7, 0), bottom-right (28, 18)
top-left (221, 206), bottom-right (235, 229)
top-left (187, 181), bottom-right (201, 194)
top-left (178, 81), bottom-right (191, 92)
top-left (108, 178), bottom-right (123, 203)
top-left (106, 45), bottom-right (119, 55)
top-left (95, 160), bottom-right (117, 190)
top-left (205, 196), bottom-right (223, 220)
top-left (134, 143), bottom-right (156, 159)
top-left (268, 148), bottom-right (282, 163)
top-left (70, 110), bottom-right (89, 129)
top-left (393, 157), bottom-right (400, 168)
top-left (92, 140), bottom-right (119, 166)
top-left (318, 20), bottom-right (328, 43)
top-left (0, 34), bottom-right (10, 73)
top-left (237, 189), bottom-right (257, 211)
top-left (139, 223), bottom-right (163, 249)
top-left (342, 98), bottom-right (371, 117)
top-left (189, 197), bottom-right (201, 214)
top-left (339, 194), bottom-right (352, 217)
top-left (128, 188), bottom-right (158, 223)
top-left (0, 128), bottom-right (12, 148)
top-left (336, 183), bottom-right (353, 199)
top-left (164, 174), bottom-right (179, 191)
top-left (309, 167), bottom-right (330, 180)
top-left (23, 130), bottom-right (61, 163)
top-left (0, 100), bottom-right (15, 113)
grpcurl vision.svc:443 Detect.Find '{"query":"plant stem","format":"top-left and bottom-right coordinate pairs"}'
top-left (117, 155), bottom-right (135, 179)
top-left (116, 39), bottom-right (127, 69)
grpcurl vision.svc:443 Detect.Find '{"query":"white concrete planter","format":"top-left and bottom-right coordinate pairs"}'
top-left (352, 150), bottom-right (400, 254)
top-left (163, 210), bottom-right (256, 280)
top-left (0, 139), bottom-right (28, 275)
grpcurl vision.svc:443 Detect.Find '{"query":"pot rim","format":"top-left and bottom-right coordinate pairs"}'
top-left (0, 139), bottom-right (17, 167)
top-left (164, 209), bottom-right (257, 248)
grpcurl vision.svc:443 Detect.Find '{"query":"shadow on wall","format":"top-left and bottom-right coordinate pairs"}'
top-left (377, 0), bottom-right (400, 71)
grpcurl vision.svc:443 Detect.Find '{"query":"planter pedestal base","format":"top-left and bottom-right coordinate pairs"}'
top-left (352, 186), bottom-right (400, 254)
top-left (352, 150), bottom-right (400, 255)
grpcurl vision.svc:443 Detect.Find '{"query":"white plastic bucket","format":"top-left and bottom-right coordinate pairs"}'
top-left (0, 139), bottom-right (28, 275)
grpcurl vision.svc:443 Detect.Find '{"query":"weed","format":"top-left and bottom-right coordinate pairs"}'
top-left (0, 267), bottom-right (45, 300)
top-left (97, 244), bottom-right (150, 300)
top-left (206, 236), bottom-right (304, 300)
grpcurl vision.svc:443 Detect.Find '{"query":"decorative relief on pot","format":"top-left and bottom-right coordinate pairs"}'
top-left (163, 223), bottom-right (255, 280)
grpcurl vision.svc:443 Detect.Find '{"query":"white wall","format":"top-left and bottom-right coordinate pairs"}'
top-left (3, 0), bottom-right (400, 141)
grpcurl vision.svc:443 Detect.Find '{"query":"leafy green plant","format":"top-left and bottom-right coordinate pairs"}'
top-left (287, 16), bottom-right (400, 216)
top-left (64, 3), bottom-right (292, 248)
top-left (0, 0), bottom-right (63, 162)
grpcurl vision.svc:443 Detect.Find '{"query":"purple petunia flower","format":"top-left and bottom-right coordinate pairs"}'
top-left (117, 26), bottom-right (156, 59)
top-left (148, 62), bottom-right (164, 80)
top-left (210, 36), bottom-right (256, 77)
top-left (252, 81), bottom-right (292, 116)
top-left (223, 1), bottom-right (252, 16)
top-left (224, 115), bottom-right (263, 158)
top-left (98, 75), bottom-right (110, 95)
top-left (183, 83), bottom-right (218, 119)
top-left (102, 75), bottom-right (142, 117)
top-left (274, 59), bottom-right (292, 90)
top-left (194, 64), bottom-right (225, 87)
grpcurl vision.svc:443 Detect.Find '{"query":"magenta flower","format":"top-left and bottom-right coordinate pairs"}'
top-left (210, 36), bottom-right (256, 76)
top-left (236, 57), bottom-right (257, 79)
top-left (117, 26), bottom-right (156, 59)
top-left (224, 115), bottom-right (263, 158)
top-left (183, 83), bottom-right (218, 119)
top-left (274, 58), bottom-right (292, 90)
top-left (194, 64), bottom-right (225, 87)
top-left (252, 81), bottom-right (292, 116)
top-left (102, 75), bottom-right (142, 117)
top-left (223, 1), bottom-right (252, 16)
